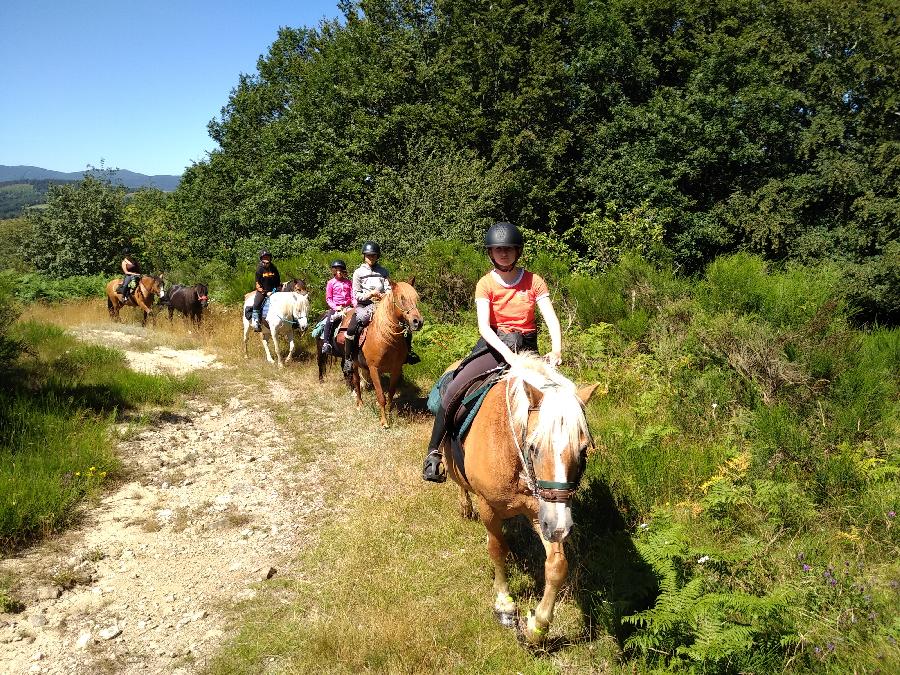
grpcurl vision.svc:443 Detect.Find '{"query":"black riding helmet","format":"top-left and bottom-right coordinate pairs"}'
top-left (361, 241), bottom-right (381, 257)
top-left (484, 222), bottom-right (524, 248)
top-left (485, 222), bottom-right (524, 271)
top-left (259, 249), bottom-right (272, 261)
top-left (330, 259), bottom-right (347, 270)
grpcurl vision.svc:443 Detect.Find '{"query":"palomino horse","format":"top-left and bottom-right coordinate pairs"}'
top-left (241, 289), bottom-right (310, 367)
top-left (443, 353), bottom-right (599, 644)
top-left (105, 275), bottom-right (166, 327)
top-left (346, 280), bottom-right (423, 428)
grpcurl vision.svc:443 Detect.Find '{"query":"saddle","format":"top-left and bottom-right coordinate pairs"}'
top-left (430, 364), bottom-right (506, 482)
top-left (243, 296), bottom-right (273, 322)
top-left (333, 313), bottom-right (368, 350)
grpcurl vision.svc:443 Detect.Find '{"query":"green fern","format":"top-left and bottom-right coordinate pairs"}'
top-left (623, 521), bottom-right (799, 671)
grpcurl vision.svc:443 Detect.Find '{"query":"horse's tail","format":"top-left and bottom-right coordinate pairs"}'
top-left (107, 295), bottom-right (113, 310)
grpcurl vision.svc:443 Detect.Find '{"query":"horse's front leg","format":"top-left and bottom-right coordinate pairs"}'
top-left (286, 327), bottom-right (296, 362)
top-left (478, 500), bottom-right (517, 627)
top-left (522, 524), bottom-right (568, 644)
top-left (242, 319), bottom-right (251, 358)
top-left (369, 365), bottom-right (389, 427)
top-left (261, 331), bottom-right (275, 364)
top-left (383, 369), bottom-right (402, 427)
top-left (458, 485), bottom-right (476, 520)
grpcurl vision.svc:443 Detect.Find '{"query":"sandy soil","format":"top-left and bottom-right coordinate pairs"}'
top-left (0, 330), bottom-right (323, 674)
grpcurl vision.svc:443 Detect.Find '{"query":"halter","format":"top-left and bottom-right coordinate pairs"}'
top-left (377, 292), bottom-right (417, 336)
top-left (273, 293), bottom-right (308, 327)
top-left (505, 378), bottom-right (586, 503)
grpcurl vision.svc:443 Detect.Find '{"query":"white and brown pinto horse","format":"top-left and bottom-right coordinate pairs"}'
top-left (105, 274), bottom-right (166, 327)
top-left (443, 354), bottom-right (599, 644)
top-left (241, 289), bottom-right (310, 367)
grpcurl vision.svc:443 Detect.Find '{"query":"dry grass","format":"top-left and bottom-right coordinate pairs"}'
top-left (21, 298), bottom-right (614, 673)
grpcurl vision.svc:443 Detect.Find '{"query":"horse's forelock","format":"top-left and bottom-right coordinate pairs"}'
top-left (505, 356), bottom-right (588, 452)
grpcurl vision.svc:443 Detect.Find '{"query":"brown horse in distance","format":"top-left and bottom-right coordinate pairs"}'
top-left (345, 279), bottom-right (423, 428)
top-left (105, 274), bottom-right (166, 327)
top-left (442, 353), bottom-right (599, 643)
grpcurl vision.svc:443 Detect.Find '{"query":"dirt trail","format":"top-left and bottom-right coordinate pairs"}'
top-left (1, 329), bottom-right (324, 674)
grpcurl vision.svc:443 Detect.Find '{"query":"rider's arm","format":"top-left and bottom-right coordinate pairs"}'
top-left (476, 299), bottom-right (517, 364)
top-left (325, 279), bottom-right (339, 311)
top-left (536, 295), bottom-right (562, 366)
top-left (272, 266), bottom-right (281, 291)
top-left (254, 266), bottom-right (265, 293)
top-left (121, 259), bottom-right (130, 274)
top-left (352, 268), bottom-right (367, 303)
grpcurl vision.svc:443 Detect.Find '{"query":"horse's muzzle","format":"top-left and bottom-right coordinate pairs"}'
top-left (539, 501), bottom-right (573, 543)
top-left (410, 317), bottom-right (423, 331)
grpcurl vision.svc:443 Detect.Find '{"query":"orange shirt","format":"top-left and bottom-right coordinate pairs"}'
top-left (475, 269), bottom-right (549, 333)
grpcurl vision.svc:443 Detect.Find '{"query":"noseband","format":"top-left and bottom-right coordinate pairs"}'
top-left (506, 379), bottom-right (587, 503)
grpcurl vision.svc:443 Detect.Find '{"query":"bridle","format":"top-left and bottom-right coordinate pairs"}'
top-left (276, 292), bottom-right (309, 327)
top-left (505, 378), bottom-right (590, 503)
top-left (382, 291), bottom-right (419, 336)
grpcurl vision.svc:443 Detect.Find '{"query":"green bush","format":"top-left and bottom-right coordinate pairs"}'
top-left (699, 254), bottom-right (844, 328)
top-left (392, 240), bottom-right (484, 321)
top-left (4, 270), bottom-right (108, 303)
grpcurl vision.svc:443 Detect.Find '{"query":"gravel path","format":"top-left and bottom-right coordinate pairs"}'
top-left (1, 330), bottom-right (324, 674)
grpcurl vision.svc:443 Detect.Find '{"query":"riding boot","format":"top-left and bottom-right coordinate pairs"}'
top-left (405, 331), bottom-right (421, 365)
top-left (422, 405), bottom-right (449, 483)
top-left (251, 310), bottom-right (262, 332)
top-left (343, 315), bottom-right (359, 374)
top-left (321, 317), bottom-right (334, 354)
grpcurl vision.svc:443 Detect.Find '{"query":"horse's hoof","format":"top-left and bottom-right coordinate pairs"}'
top-left (517, 610), bottom-right (548, 644)
top-left (495, 610), bottom-right (518, 629)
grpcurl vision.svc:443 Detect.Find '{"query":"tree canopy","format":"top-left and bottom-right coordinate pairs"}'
top-left (18, 0), bottom-right (899, 320)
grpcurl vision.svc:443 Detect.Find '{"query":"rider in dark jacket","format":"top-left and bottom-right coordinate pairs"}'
top-left (251, 250), bottom-right (281, 331)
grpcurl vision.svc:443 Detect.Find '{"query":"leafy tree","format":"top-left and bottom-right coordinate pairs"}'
top-left (123, 188), bottom-right (187, 272)
top-left (22, 174), bottom-right (128, 277)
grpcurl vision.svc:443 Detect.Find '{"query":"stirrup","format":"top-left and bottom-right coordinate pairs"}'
top-left (422, 450), bottom-right (446, 483)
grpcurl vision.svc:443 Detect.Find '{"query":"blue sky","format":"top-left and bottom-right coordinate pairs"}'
top-left (0, 1), bottom-right (341, 176)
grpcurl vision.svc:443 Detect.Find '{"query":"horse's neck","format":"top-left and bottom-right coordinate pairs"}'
top-left (371, 305), bottom-right (404, 345)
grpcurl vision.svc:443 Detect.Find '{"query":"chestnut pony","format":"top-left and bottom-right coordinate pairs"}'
top-left (443, 353), bottom-right (599, 644)
top-left (345, 280), bottom-right (423, 428)
top-left (105, 274), bottom-right (166, 327)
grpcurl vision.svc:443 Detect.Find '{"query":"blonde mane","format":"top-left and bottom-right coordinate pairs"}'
top-left (504, 353), bottom-right (588, 451)
top-left (371, 283), bottom-right (419, 343)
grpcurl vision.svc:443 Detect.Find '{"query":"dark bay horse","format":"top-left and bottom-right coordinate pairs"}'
top-left (165, 283), bottom-right (209, 324)
top-left (442, 353), bottom-right (599, 643)
top-left (105, 274), bottom-right (166, 327)
top-left (346, 280), bottom-right (423, 428)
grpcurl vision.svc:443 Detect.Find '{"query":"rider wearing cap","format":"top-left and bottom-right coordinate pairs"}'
top-left (251, 250), bottom-right (281, 332)
top-left (421, 221), bottom-right (563, 482)
top-left (321, 259), bottom-right (355, 354)
top-left (343, 241), bottom-right (420, 372)
top-left (118, 247), bottom-right (141, 300)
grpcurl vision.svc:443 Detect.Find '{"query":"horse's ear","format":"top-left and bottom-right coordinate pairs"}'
top-left (576, 383), bottom-right (603, 406)
top-left (408, 275), bottom-right (416, 287)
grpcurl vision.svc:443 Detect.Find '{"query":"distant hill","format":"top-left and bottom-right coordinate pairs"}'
top-left (0, 165), bottom-right (181, 191)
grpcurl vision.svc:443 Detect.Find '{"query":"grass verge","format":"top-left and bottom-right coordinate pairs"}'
top-left (0, 320), bottom-right (197, 551)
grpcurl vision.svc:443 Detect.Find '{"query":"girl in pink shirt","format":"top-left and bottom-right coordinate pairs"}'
top-left (322, 260), bottom-right (355, 354)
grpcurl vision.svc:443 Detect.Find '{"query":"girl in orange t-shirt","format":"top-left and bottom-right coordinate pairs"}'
top-left (422, 222), bottom-right (563, 482)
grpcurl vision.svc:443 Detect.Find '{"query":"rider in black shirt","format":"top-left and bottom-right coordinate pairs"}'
top-left (251, 250), bottom-right (281, 331)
